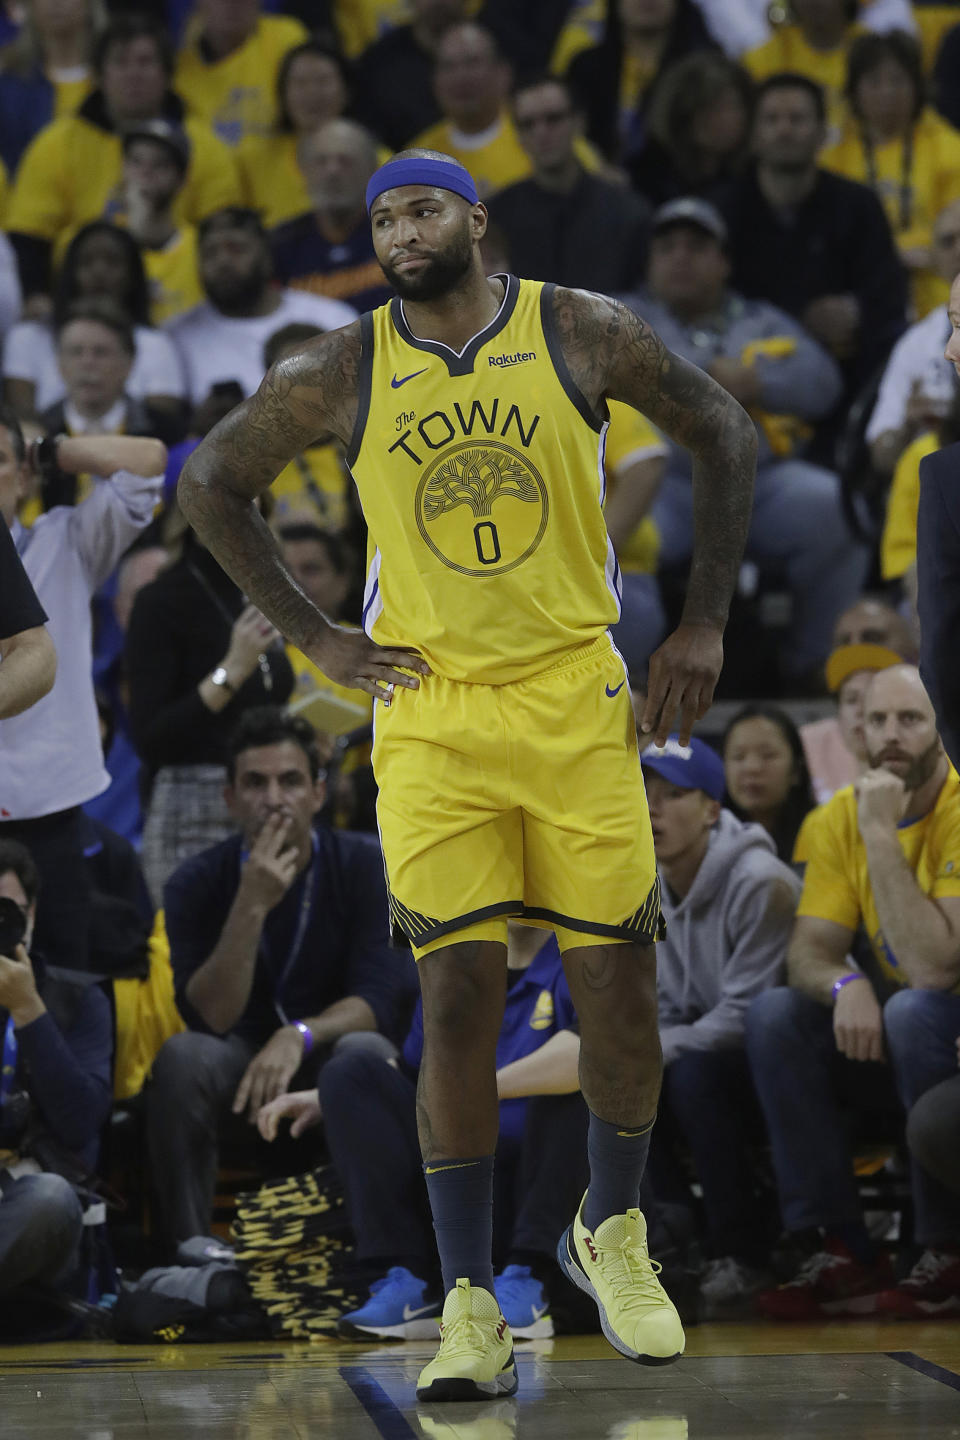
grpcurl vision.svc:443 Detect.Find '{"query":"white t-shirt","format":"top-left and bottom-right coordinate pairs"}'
top-left (3, 320), bottom-right (186, 412)
top-left (167, 289), bottom-right (359, 406)
top-left (865, 305), bottom-right (954, 444)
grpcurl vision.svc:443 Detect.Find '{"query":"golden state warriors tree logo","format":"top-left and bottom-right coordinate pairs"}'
top-left (415, 440), bottom-right (548, 576)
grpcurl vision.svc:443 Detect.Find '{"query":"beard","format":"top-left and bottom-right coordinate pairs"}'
top-left (870, 736), bottom-right (942, 791)
top-left (205, 266), bottom-right (269, 314)
top-left (381, 225), bottom-right (474, 301)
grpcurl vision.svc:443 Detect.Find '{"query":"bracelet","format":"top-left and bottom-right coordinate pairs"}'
top-left (293, 1020), bottom-right (314, 1055)
top-left (831, 972), bottom-right (867, 1001)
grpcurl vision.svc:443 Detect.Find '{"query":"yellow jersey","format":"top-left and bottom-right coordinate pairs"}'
top-left (349, 276), bottom-right (620, 684)
top-left (8, 111), bottom-right (241, 245)
top-left (820, 108), bottom-right (960, 317)
top-left (880, 429), bottom-right (938, 581)
top-left (796, 769), bottom-right (960, 987)
top-left (141, 225), bottom-right (203, 326)
top-left (173, 15), bottom-right (308, 146)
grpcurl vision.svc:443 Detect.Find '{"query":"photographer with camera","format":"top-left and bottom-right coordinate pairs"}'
top-left (0, 415), bottom-right (166, 973)
top-left (0, 839), bottom-right (113, 1321)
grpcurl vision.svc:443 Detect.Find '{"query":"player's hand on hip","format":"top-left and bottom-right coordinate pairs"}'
top-left (642, 622), bottom-right (723, 747)
top-left (311, 625), bottom-right (431, 703)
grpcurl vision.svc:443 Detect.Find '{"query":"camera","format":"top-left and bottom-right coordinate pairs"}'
top-left (0, 896), bottom-right (27, 956)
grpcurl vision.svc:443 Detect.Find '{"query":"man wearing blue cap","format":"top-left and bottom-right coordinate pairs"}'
top-left (642, 736), bottom-right (800, 1316)
top-left (178, 147), bottom-right (758, 1401)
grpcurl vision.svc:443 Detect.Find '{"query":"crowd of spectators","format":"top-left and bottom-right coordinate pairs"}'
top-left (3, 0), bottom-right (960, 1339)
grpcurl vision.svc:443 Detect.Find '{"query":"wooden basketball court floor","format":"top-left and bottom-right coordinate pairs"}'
top-left (3, 1322), bottom-right (960, 1439)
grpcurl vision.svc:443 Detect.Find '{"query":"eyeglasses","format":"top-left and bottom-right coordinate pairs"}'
top-left (515, 110), bottom-right (574, 132)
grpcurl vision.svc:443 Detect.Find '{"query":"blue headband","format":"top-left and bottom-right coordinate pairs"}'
top-left (366, 157), bottom-right (479, 213)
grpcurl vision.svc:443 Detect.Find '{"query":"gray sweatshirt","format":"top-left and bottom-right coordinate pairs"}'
top-left (657, 809), bottom-right (801, 1065)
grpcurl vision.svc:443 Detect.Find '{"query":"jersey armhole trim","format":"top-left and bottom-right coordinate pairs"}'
top-left (540, 282), bottom-right (605, 434)
top-left (345, 309), bottom-right (374, 468)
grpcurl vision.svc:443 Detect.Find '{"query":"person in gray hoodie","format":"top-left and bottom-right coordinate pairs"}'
top-left (642, 734), bottom-right (802, 1316)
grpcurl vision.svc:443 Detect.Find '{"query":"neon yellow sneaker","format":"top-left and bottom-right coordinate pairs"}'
top-left (557, 1194), bottom-right (685, 1365)
top-left (416, 1278), bottom-right (519, 1402)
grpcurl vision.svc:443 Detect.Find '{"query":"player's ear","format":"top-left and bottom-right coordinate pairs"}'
top-left (472, 202), bottom-right (488, 241)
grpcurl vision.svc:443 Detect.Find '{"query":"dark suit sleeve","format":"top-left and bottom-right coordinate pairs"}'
top-left (918, 447), bottom-right (960, 770)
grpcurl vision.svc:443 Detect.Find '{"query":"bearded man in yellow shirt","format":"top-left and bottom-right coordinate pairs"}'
top-left (746, 664), bottom-right (960, 1322)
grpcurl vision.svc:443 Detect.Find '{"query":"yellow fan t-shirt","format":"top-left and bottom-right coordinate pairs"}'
top-left (174, 15), bottom-right (309, 146)
top-left (796, 768), bottom-right (960, 987)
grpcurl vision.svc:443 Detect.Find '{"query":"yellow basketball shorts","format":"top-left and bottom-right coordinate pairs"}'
top-left (372, 634), bottom-right (663, 956)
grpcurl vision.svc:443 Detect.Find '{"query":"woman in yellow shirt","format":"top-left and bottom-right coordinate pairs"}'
top-left (237, 41), bottom-right (387, 231)
top-left (821, 30), bottom-right (960, 317)
top-left (743, 0), bottom-right (862, 141)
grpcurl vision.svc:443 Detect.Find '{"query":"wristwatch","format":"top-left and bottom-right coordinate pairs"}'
top-left (210, 666), bottom-right (236, 694)
top-left (31, 433), bottom-right (63, 482)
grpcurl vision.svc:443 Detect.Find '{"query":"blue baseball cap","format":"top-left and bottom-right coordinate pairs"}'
top-left (641, 735), bottom-right (725, 801)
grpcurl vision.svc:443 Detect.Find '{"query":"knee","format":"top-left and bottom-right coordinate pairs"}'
top-left (744, 986), bottom-right (812, 1060)
top-left (882, 986), bottom-right (939, 1055)
top-left (331, 1031), bottom-right (397, 1062)
top-left (663, 1049), bottom-right (722, 1106)
top-left (20, 1173), bottom-right (82, 1244)
top-left (903, 1082), bottom-right (955, 1180)
top-left (318, 1046), bottom-right (391, 1107)
top-left (148, 1030), bottom-right (227, 1100)
top-left (419, 953), bottom-right (503, 1043)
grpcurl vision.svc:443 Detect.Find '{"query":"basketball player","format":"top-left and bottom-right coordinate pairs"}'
top-left (179, 151), bottom-right (757, 1402)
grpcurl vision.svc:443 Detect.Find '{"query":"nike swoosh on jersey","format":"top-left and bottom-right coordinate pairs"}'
top-left (403, 1302), bottom-right (438, 1320)
top-left (391, 367), bottom-right (428, 388)
top-left (605, 680), bottom-right (625, 697)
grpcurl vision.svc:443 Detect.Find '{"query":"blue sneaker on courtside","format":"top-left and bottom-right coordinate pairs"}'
top-left (337, 1267), bottom-right (442, 1340)
top-left (494, 1264), bottom-right (554, 1339)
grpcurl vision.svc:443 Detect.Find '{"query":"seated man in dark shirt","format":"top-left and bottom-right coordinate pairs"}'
top-left (488, 75), bottom-right (650, 293)
top-left (146, 706), bottom-right (416, 1254)
top-left (719, 73), bottom-right (907, 402)
top-left (0, 839), bottom-right (113, 1315)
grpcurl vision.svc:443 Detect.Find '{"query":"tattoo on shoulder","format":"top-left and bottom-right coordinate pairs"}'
top-left (551, 286), bottom-right (737, 455)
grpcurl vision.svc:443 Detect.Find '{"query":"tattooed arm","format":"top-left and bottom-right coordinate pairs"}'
top-left (178, 324), bottom-right (429, 698)
top-left (555, 287), bottom-right (757, 742)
